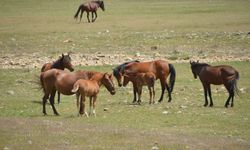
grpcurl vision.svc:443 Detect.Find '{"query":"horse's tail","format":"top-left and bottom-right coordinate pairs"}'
top-left (39, 73), bottom-right (45, 94)
top-left (74, 4), bottom-right (83, 20)
top-left (71, 83), bottom-right (79, 93)
top-left (232, 71), bottom-right (240, 96)
top-left (168, 63), bottom-right (176, 93)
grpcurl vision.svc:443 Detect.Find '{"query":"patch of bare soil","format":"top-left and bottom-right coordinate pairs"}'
top-left (0, 52), bottom-right (249, 69)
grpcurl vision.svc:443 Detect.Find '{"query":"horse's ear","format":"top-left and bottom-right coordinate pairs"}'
top-left (62, 53), bottom-right (64, 58)
top-left (190, 60), bottom-right (192, 64)
top-left (197, 60), bottom-right (199, 63)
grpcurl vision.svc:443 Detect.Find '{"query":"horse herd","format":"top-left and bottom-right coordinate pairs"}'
top-left (39, 53), bottom-right (240, 117)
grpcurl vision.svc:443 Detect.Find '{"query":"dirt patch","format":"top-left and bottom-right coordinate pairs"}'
top-left (0, 52), bottom-right (250, 69)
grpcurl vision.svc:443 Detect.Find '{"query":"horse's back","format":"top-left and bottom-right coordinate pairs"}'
top-left (41, 63), bottom-right (52, 72)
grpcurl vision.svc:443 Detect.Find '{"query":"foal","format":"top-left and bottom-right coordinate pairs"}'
top-left (123, 72), bottom-right (156, 104)
top-left (71, 73), bottom-right (115, 117)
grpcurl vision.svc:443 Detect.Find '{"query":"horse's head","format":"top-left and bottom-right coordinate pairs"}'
top-left (190, 60), bottom-right (200, 79)
top-left (61, 53), bottom-right (74, 72)
top-left (113, 68), bottom-right (123, 87)
top-left (102, 73), bottom-right (116, 95)
top-left (98, 0), bottom-right (105, 11)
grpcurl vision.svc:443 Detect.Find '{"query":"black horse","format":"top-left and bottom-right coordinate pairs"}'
top-left (190, 61), bottom-right (239, 107)
top-left (74, 0), bottom-right (105, 23)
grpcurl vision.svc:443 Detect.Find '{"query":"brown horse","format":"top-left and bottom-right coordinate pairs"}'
top-left (123, 72), bottom-right (156, 104)
top-left (71, 72), bottom-right (115, 117)
top-left (40, 69), bottom-right (99, 115)
top-left (74, 0), bottom-right (105, 23)
top-left (190, 61), bottom-right (239, 107)
top-left (113, 60), bottom-right (176, 103)
top-left (41, 53), bottom-right (74, 104)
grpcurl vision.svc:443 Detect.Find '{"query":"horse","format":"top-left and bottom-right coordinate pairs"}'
top-left (123, 72), bottom-right (156, 104)
top-left (41, 53), bottom-right (74, 104)
top-left (74, 0), bottom-right (105, 23)
top-left (40, 69), bottom-right (100, 115)
top-left (71, 72), bottom-right (115, 117)
top-left (113, 60), bottom-right (176, 103)
top-left (190, 60), bottom-right (239, 107)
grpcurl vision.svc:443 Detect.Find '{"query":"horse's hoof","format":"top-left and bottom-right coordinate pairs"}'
top-left (43, 113), bottom-right (47, 116)
top-left (204, 104), bottom-right (208, 107)
top-left (231, 104), bottom-right (234, 107)
top-left (209, 104), bottom-right (213, 107)
top-left (225, 105), bottom-right (228, 108)
top-left (158, 100), bottom-right (162, 103)
top-left (55, 113), bottom-right (60, 116)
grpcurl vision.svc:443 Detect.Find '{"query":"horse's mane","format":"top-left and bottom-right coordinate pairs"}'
top-left (192, 62), bottom-right (210, 67)
top-left (52, 57), bottom-right (63, 69)
top-left (113, 60), bottom-right (139, 76)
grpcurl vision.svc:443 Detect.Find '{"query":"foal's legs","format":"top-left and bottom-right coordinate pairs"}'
top-left (92, 95), bottom-right (97, 117)
top-left (207, 84), bottom-right (213, 107)
top-left (148, 86), bottom-right (152, 104)
top-left (49, 90), bottom-right (59, 115)
top-left (152, 86), bottom-right (155, 104)
top-left (89, 97), bottom-right (93, 116)
top-left (137, 85), bottom-right (142, 104)
top-left (79, 95), bottom-right (88, 117)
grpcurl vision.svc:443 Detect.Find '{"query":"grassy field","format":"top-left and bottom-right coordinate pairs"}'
top-left (0, 0), bottom-right (250, 149)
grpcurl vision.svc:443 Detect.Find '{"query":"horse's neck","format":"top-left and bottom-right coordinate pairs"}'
top-left (91, 74), bottom-right (103, 87)
top-left (196, 65), bottom-right (206, 76)
top-left (52, 60), bottom-right (63, 70)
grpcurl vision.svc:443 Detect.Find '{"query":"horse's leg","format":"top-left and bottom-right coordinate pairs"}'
top-left (89, 97), bottom-right (93, 116)
top-left (148, 86), bottom-right (152, 104)
top-left (132, 82), bottom-right (137, 103)
top-left (208, 84), bottom-right (213, 107)
top-left (202, 83), bottom-right (208, 107)
top-left (91, 12), bottom-right (94, 22)
top-left (49, 90), bottom-right (59, 115)
top-left (93, 11), bottom-right (97, 22)
top-left (92, 95), bottom-right (97, 117)
top-left (224, 83), bottom-right (232, 108)
top-left (42, 94), bottom-right (49, 115)
top-left (79, 10), bottom-right (84, 22)
top-left (166, 83), bottom-right (172, 102)
top-left (86, 12), bottom-right (90, 23)
top-left (152, 86), bottom-right (155, 104)
top-left (137, 85), bottom-right (142, 104)
top-left (158, 79), bottom-right (166, 103)
top-left (57, 91), bottom-right (60, 104)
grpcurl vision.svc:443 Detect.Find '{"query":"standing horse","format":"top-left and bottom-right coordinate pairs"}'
top-left (40, 69), bottom-right (99, 115)
top-left (113, 60), bottom-right (176, 103)
top-left (190, 61), bottom-right (239, 107)
top-left (71, 72), bottom-right (115, 117)
top-left (123, 72), bottom-right (156, 104)
top-left (74, 0), bottom-right (105, 23)
top-left (41, 53), bottom-right (74, 104)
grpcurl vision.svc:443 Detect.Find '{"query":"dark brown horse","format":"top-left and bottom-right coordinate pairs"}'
top-left (71, 72), bottom-right (115, 117)
top-left (190, 61), bottom-right (239, 107)
top-left (41, 53), bottom-right (74, 104)
top-left (113, 60), bottom-right (176, 103)
top-left (74, 0), bottom-right (105, 23)
top-left (40, 69), bottom-right (99, 115)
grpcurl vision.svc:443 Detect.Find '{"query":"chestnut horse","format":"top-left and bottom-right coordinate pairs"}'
top-left (74, 0), bottom-right (105, 23)
top-left (113, 60), bottom-right (176, 103)
top-left (190, 61), bottom-right (239, 107)
top-left (123, 72), bottom-right (156, 104)
top-left (71, 72), bottom-right (115, 117)
top-left (40, 69), bottom-right (99, 115)
top-left (41, 53), bottom-right (74, 104)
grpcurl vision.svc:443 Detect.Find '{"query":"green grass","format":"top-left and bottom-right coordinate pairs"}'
top-left (0, 62), bottom-right (250, 149)
top-left (0, 0), bottom-right (250, 149)
top-left (0, 0), bottom-right (249, 56)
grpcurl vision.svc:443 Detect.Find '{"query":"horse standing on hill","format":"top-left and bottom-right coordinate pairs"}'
top-left (71, 73), bottom-right (115, 117)
top-left (41, 53), bottom-right (74, 104)
top-left (190, 60), bottom-right (239, 107)
top-left (113, 60), bottom-right (176, 103)
top-left (123, 72), bottom-right (156, 104)
top-left (74, 0), bottom-right (105, 23)
top-left (40, 69), bottom-right (99, 115)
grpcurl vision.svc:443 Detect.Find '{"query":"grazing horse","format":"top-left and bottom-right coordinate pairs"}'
top-left (123, 72), bottom-right (156, 104)
top-left (71, 72), bottom-right (115, 117)
top-left (40, 69), bottom-right (99, 115)
top-left (190, 61), bottom-right (239, 107)
top-left (74, 0), bottom-right (105, 23)
top-left (41, 53), bottom-right (74, 104)
top-left (113, 60), bottom-right (176, 103)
